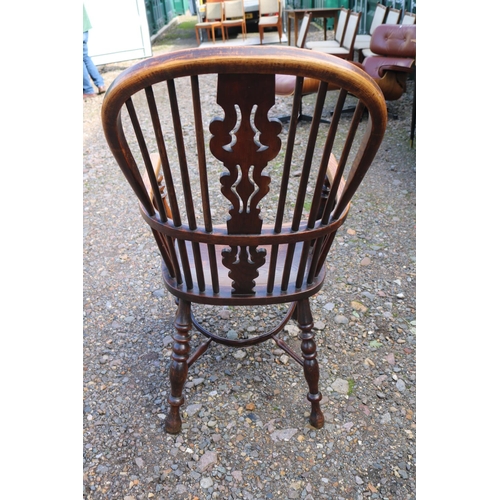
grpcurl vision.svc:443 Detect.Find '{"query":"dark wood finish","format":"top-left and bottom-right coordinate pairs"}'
top-left (102, 45), bottom-right (387, 434)
top-left (285, 8), bottom-right (341, 47)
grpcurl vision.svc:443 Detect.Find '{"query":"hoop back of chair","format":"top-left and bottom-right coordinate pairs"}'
top-left (102, 46), bottom-right (387, 306)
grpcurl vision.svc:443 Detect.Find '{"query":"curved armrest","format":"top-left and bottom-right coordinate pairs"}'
top-left (364, 56), bottom-right (415, 79)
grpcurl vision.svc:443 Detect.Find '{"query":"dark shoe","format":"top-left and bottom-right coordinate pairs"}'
top-left (97, 86), bottom-right (106, 95)
top-left (83, 93), bottom-right (96, 99)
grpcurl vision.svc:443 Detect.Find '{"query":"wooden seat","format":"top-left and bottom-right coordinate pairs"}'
top-left (101, 45), bottom-right (387, 434)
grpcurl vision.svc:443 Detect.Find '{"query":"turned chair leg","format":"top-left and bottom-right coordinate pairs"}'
top-left (296, 299), bottom-right (324, 429)
top-left (165, 299), bottom-right (192, 434)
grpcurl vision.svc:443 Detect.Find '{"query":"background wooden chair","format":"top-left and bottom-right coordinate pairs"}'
top-left (258, 0), bottom-right (282, 44)
top-left (305, 7), bottom-right (349, 50)
top-left (360, 8), bottom-right (407, 60)
top-left (101, 45), bottom-right (387, 434)
top-left (195, 1), bottom-right (225, 45)
top-left (353, 3), bottom-right (387, 62)
top-left (275, 12), bottom-right (336, 124)
top-left (221, 0), bottom-right (247, 40)
top-left (385, 7), bottom-right (401, 24)
top-left (309, 10), bottom-right (362, 60)
top-left (401, 11), bottom-right (416, 25)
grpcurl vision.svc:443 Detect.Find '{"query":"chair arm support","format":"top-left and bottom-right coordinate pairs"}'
top-left (363, 56), bottom-right (415, 79)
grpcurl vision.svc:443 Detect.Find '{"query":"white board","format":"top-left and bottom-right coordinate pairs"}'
top-left (84, 0), bottom-right (152, 66)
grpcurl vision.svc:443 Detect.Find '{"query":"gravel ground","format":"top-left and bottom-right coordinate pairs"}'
top-left (83, 16), bottom-right (416, 500)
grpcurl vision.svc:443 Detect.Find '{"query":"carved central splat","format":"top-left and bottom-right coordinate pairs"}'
top-left (209, 73), bottom-right (282, 295)
top-left (210, 73), bottom-right (281, 234)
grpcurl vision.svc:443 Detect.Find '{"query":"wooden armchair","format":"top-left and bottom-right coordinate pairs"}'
top-left (101, 45), bottom-right (387, 434)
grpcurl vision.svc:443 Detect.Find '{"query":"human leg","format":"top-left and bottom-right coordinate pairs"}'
top-left (83, 31), bottom-right (104, 94)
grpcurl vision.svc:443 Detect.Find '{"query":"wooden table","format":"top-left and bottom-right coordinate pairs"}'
top-left (285, 8), bottom-right (341, 47)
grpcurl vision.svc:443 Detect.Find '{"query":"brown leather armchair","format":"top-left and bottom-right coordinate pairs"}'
top-left (361, 24), bottom-right (416, 101)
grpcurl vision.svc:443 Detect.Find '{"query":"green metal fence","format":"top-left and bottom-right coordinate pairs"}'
top-left (145, 0), bottom-right (193, 36)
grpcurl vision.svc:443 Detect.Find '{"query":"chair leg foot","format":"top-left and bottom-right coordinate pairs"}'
top-left (165, 299), bottom-right (191, 434)
top-left (296, 299), bottom-right (324, 429)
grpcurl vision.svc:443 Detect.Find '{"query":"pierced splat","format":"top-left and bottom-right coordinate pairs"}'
top-left (209, 73), bottom-right (281, 235)
top-left (221, 245), bottom-right (267, 296)
top-left (210, 73), bottom-right (281, 296)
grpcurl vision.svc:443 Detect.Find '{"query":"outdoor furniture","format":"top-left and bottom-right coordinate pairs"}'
top-left (195, 1), bottom-right (225, 45)
top-left (385, 7), bottom-right (401, 24)
top-left (285, 7), bottom-right (341, 47)
top-left (101, 45), bottom-right (387, 434)
top-left (401, 11), bottom-right (416, 24)
top-left (308, 10), bottom-right (361, 60)
top-left (353, 2), bottom-right (387, 61)
top-left (258, 0), bottom-right (282, 44)
top-left (221, 0), bottom-right (247, 40)
top-left (275, 13), bottom-right (319, 122)
top-left (360, 24), bottom-right (416, 101)
top-left (360, 8), bottom-right (403, 59)
top-left (305, 7), bottom-right (349, 50)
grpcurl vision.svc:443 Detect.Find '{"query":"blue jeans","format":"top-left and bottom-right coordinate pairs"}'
top-left (83, 31), bottom-right (104, 94)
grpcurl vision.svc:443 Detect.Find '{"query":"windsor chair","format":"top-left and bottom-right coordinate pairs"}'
top-left (101, 45), bottom-right (387, 434)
